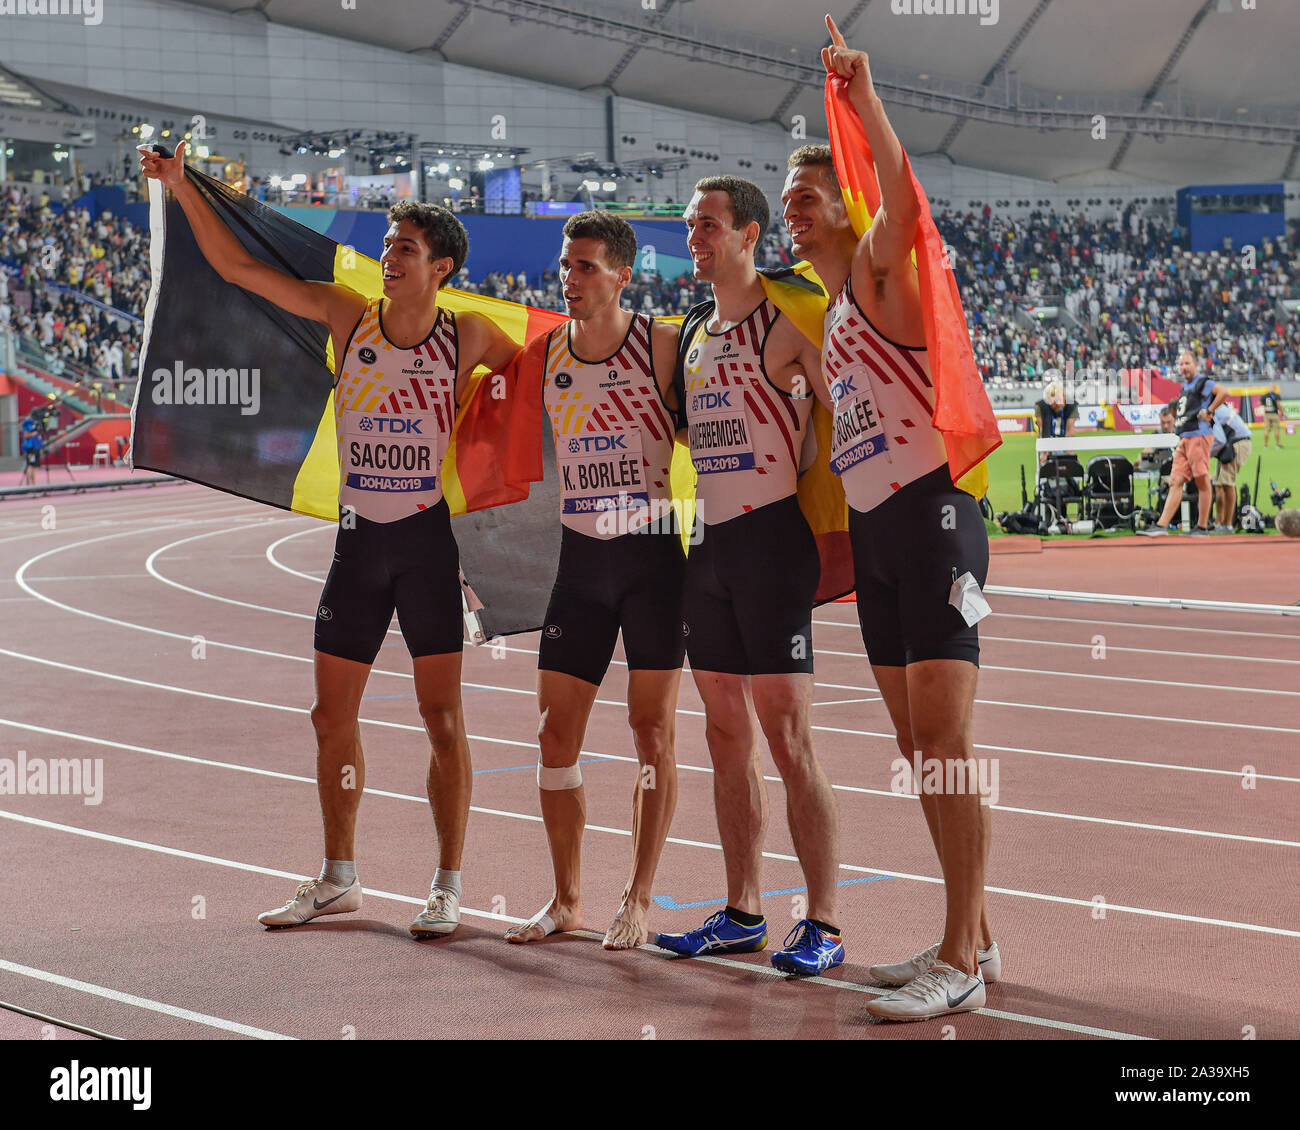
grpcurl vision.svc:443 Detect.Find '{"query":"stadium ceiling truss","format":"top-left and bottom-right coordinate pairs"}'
top-left (445, 0), bottom-right (1300, 149)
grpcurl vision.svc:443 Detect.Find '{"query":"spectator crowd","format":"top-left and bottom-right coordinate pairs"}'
top-left (1, 184), bottom-right (144, 384)
top-left (2, 176), bottom-right (1297, 396)
top-left (939, 203), bottom-right (1300, 383)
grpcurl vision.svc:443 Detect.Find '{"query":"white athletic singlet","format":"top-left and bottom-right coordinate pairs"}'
top-left (682, 299), bottom-right (812, 525)
top-left (333, 298), bottom-right (459, 523)
top-left (543, 313), bottom-right (676, 539)
top-left (822, 278), bottom-right (947, 513)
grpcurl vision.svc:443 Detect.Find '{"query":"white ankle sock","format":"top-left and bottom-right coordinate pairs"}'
top-left (432, 868), bottom-right (461, 898)
top-left (321, 859), bottom-right (356, 886)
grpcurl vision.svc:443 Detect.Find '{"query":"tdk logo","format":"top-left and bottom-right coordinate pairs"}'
top-left (570, 434), bottom-right (628, 452)
top-left (359, 347), bottom-right (377, 364)
top-left (363, 417), bottom-right (424, 434)
top-left (830, 375), bottom-right (857, 400)
top-left (693, 391), bottom-right (732, 411)
top-left (555, 372), bottom-right (573, 389)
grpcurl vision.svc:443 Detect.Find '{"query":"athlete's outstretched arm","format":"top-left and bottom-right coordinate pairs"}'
top-left (455, 310), bottom-right (525, 402)
top-left (139, 141), bottom-right (362, 330)
top-left (823, 14), bottom-right (920, 273)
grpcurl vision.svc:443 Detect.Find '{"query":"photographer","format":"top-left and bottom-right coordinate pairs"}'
top-left (1142, 352), bottom-right (1227, 537)
top-left (1211, 402), bottom-right (1253, 532)
top-left (1034, 379), bottom-right (1077, 464)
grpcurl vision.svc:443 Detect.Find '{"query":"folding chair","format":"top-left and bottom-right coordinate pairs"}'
top-left (1035, 456), bottom-right (1085, 523)
top-left (1084, 455), bottom-right (1136, 529)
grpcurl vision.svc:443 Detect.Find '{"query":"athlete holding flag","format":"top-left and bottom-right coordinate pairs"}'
top-left (779, 15), bottom-right (1001, 1019)
top-left (140, 141), bottom-right (522, 939)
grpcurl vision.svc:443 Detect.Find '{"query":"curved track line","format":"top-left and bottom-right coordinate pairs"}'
top-left (19, 519), bottom-right (1287, 787)
top-left (2, 713), bottom-right (1297, 949)
top-left (0, 810), bottom-right (1156, 1040)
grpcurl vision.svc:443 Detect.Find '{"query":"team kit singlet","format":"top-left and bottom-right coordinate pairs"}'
top-left (822, 278), bottom-right (947, 514)
top-left (680, 299), bottom-right (812, 525)
top-left (333, 298), bottom-right (459, 523)
top-left (542, 313), bottom-right (676, 538)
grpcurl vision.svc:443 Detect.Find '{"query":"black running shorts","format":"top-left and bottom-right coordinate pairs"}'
top-left (683, 494), bottom-right (819, 676)
top-left (538, 525), bottom-right (687, 686)
top-left (314, 500), bottom-right (463, 665)
top-left (848, 465), bottom-right (990, 668)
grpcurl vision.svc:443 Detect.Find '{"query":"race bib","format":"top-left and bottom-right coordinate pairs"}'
top-left (558, 429), bottom-right (649, 516)
top-left (829, 375), bottom-right (888, 476)
top-left (689, 386), bottom-right (755, 474)
top-left (341, 409), bottom-right (444, 494)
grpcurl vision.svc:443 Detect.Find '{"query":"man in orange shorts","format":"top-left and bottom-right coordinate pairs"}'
top-left (1142, 352), bottom-right (1228, 536)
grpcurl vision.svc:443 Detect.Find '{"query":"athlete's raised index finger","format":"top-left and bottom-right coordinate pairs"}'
top-left (825, 13), bottom-right (847, 49)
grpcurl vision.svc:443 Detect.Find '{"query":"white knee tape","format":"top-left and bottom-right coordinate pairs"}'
top-left (537, 761), bottom-right (582, 791)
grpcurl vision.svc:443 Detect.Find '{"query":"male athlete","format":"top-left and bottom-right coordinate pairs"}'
top-left (141, 141), bottom-right (521, 937)
top-left (778, 15), bottom-right (999, 1019)
top-left (502, 212), bottom-right (684, 950)
top-left (653, 175), bottom-right (845, 976)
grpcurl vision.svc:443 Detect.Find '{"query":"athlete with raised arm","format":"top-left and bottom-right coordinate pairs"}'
top-left (778, 15), bottom-right (1000, 1019)
top-left (140, 141), bottom-right (521, 939)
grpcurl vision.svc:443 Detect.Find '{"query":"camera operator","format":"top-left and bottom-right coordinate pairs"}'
top-left (1142, 353), bottom-right (1227, 537)
top-left (1035, 379), bottom-right (1077, 465)
top-left (1210, 401), bottom-right (1253, 532)
top-left (19, 412), bottom-right (44, 486)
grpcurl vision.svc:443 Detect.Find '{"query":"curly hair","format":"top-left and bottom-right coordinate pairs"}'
top-left (387, 201), bottom-right (469, 276)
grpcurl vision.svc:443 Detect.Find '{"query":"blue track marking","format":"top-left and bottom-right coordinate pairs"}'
top-left (652, 874), bottom-right (893, 911)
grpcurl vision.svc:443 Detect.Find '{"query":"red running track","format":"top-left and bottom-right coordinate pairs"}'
top-left (0, 484), bottom-right (1297, 1040)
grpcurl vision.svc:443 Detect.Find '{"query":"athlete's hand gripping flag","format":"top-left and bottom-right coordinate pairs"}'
top-left (822, 15), bottom-right (1000, 497)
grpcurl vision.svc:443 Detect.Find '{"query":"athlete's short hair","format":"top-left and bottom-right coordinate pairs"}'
top-left (694, 175), bottom-right (770, 242)
top-left (561, 211), bottom-right (638, 270)
top-left (388, 201), bottom-right (468, 276)
top-left (787, 145), bottom-right (843, 197)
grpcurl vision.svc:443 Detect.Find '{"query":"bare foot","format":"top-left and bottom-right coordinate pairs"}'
top-left (602, 899), bottom-right (650, 950)
top-left (504, 900), bottom-right (583, 944)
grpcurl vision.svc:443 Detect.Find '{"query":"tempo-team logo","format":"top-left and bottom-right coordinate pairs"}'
top-left (359, 347), bottom-right (378, 364)
top-left (555, 372), bottom-right (573, 389)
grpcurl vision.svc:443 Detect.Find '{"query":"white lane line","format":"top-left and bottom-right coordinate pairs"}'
top-left (26, 529), bottom-right (1297, 785)
top-left (20, 537), bottom-right (1285, 787)
top-left (2, 715), bottom-right (1296, 933)
top-left (986, 609), bottom-right (1300, 644)
top-left (0, 958), bottom-right (294, 1041)
top-left (813, 652), bottom-right (1300, 733)
top-left (813, 617), bottom-right (1300, 667)
top-left (983, 584), bottom-right (1300, 617)
top-left (0, 810), bottom-right (1153, 1040)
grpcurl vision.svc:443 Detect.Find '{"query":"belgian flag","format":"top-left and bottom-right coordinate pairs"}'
top-left (823, 72), bottom-right (1001, 496)
top-left (131, 165), bottom-right (566, 637)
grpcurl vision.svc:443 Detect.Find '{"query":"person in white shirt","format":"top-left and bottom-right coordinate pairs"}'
top-left (1210, 402), bottom-right (1253, 531)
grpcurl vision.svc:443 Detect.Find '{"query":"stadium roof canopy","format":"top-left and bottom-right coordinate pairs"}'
top-left (186, 0), bottom-right (1300, 185)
